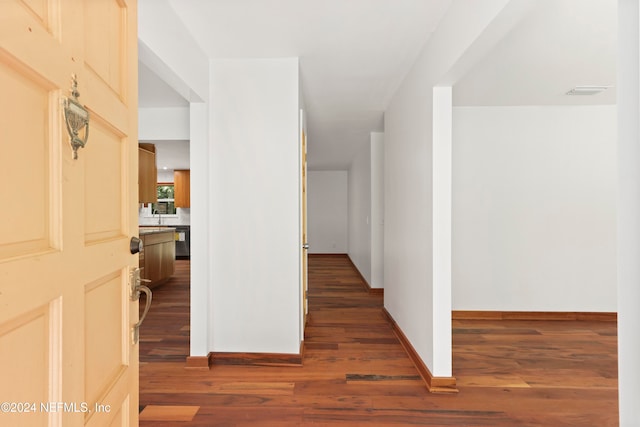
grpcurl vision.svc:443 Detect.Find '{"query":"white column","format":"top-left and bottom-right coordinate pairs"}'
top-left (189, 101), bottom-right (209, 356)
top-left (432, 86), bottom-right (452, 376)
top-left (617, 1), bottom-right (640, 424)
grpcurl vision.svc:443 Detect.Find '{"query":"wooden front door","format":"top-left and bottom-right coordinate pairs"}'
top-left (0, 1), bottom-right (139, 426)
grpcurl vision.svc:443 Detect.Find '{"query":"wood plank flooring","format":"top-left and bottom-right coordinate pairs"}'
top-left (139, 256), bottom-right (619, 426)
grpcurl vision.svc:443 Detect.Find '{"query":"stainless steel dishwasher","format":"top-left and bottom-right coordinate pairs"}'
top-left (174, 226), bottom-right (190, 259)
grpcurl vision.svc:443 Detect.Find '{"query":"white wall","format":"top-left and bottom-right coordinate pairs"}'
top-left (452, 105), bottom-right (617, 311)
top-left (348, 144), bottom-right (372, 283)
top-left (307, 171), bottom-right (348, 254)
top-left (384, 0), bottom-right (516, 378)
top-left (190, 102), bottom-right (210, 357)
top-left (139, 2), bottom-right (303, 357)
top-left (139, 107), bottom-right (190, 140)
top-left (371, 133), bottom-right (385, 288)
top-left (138, 0), bottom-right (211, 358)
top-left (385, 62), bottom-right (435, 372)
top-left (209, 58), bottom-right (301, 354)
top-left (617, 0), bottom-right (640, 422)
top-left (138, 0), bottom-right (208, 101)
top-left (347, 133), bottom-right (385, 288)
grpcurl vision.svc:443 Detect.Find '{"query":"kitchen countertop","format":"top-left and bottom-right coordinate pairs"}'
top-left (139, 227), bottom-right (176, 235)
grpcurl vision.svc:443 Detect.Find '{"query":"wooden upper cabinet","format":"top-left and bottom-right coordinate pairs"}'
top-left (174, 169), bottom-right (191, 208)
top-left (139, 143), bottom-right (158, 203)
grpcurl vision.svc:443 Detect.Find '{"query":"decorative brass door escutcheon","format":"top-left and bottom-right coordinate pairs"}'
top-left (63, 74), bottom-right (90, 159)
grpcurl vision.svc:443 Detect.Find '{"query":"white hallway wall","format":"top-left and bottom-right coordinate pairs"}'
top-left (141, 2), bottom-right (303, 355)
top-left (617, 0), bottom-right (640, 421)
top-left (348, 142), bottom-right (372, 282)
top-left (452, 105), bottom-right (617, 312)
top-left (347, 132), bottom-right (385, 288)
top-left (138, 0), bottom-right (211, 357)
top-left (370, 133), bottom-right (385, 288)
top-left (384, 0), bottom-right (520, 378)
top-left (209, 58), bottom-right (302, 354)
top-left (307, 171), bottom-right (348, 254)
top-left (139, 107), bottom-right (190, 141)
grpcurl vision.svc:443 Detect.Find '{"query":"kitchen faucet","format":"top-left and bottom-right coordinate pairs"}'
top-left (153, 209), bottom-right (162, 225)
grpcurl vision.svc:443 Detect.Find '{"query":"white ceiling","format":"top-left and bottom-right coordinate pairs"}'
top-left (150, 140), bottom-right (191, 172)
top-left (138, 0), bottom-right (617, 170)
top-left (139, 62), bottom-right (189, 108)
top-left (454, 0), bottom-right (616, 106)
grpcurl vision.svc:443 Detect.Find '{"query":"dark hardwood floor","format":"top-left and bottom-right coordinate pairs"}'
top-left (139, 256), bottom-right (618, 426)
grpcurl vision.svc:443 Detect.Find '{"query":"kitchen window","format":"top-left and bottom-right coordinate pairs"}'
top-left (142, 183), bottom-right (178, 219)
top-left (153, 184), bottom-right (177, 215)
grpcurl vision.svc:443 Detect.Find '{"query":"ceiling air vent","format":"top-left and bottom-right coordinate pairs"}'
top-left (566, 86), bottom-right (611, 96)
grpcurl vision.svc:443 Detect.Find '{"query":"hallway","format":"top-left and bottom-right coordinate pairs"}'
top-left (139, 256), bottom-right (618, 426)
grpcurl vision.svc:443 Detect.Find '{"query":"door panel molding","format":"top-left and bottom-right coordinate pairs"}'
top-left (0, 1), bottom-right (140, 423)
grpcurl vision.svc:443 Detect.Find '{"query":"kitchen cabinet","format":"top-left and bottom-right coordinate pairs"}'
top-left (139, 228), bottom-right (175, 288)
top-left (174, 169), bottom-right (190, 208)
top-left (139, 143), bottom-right (157, 203)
